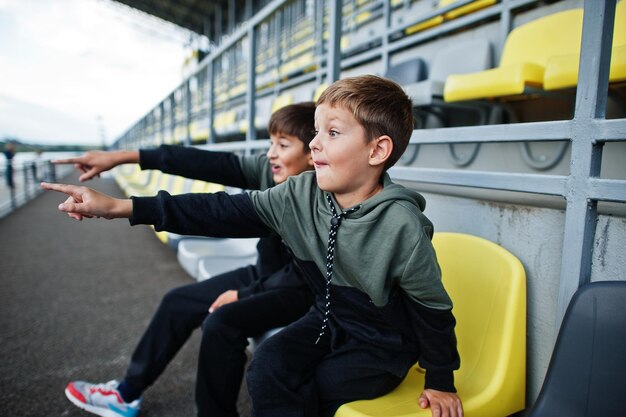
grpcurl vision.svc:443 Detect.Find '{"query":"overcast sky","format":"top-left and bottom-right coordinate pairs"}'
top-left (0, 0), bottom-right (193, 146)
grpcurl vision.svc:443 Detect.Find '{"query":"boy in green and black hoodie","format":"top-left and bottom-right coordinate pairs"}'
top-left (43, 75), bottom-right (462, 417)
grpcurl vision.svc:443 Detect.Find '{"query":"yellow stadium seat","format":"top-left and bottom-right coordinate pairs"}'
top-left (544, 1), bottom-right (625, 90)
top-left (115, 166), bottom-right (153, 197)
top-left (229, 82), bottom-right (247, 98)
top-left (403, 39), bottom-right (492, 108)
top-left (111, 164), bottom-right (137, 190)
top-left (355, 11), bottom-right (372, 25)
top-left (439, 0), bottom-right (497, 20)
top-left (173, 125), bottom-right (186, 144)
top-left (405, 0), bottom-right (497, 35)
top-left (444, 8), bottom-right (583, 101)
top-left (214, 110), bottom-right (237, 136)
top-left (271, 94), bottom-right (294, 113)
top-left (336, 232), bottom-right (526, 417)
top-left (125, 170), bottom-right (163, 197)
top-left (189, 180), bottom-right (224, 194)
top-left (405, 15), bottom-right (444, 35)
top-left (279, 52), bottom-right (316, 78)
top-left (543, 46), bottom-right (626, 90)
top-left (313, 84), bottom-right (329, 102)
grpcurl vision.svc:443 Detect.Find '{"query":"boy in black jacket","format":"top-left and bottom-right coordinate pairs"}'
top-left (53, 102), bottom-right (316, 417)
top-left (44, 76), bottom-right (463, 417)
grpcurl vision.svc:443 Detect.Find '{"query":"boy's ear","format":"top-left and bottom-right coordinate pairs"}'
top-left (306, 151), bottom-right (314, 168)
top-left (369, 135), bottom-right (393, 167)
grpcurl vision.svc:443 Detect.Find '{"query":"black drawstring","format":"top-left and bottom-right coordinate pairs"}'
top-left (315, 194), bottom-right (361, 344)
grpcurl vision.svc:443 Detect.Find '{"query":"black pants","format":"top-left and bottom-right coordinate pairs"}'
top-left (5, 165), bottom-right (14, 188)
top-left (246, 307), bottom-right (411, 417)
top-left (124, 265), bottom-right (312, 417)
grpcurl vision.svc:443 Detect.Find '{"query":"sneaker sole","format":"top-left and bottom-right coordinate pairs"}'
top-left (65, 387), bottom-right (133, 417)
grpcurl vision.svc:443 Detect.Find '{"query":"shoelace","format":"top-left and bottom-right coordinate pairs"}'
top-left (315, 194), bottom-right (361, 344)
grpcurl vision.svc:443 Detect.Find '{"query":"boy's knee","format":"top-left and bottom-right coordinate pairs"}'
top-left (200, 311), bottom-right (248, 350)
top-left (158, 287), bottom-right (187, 312)
top-left (161, 288), bottom-right (183, 307)
top-left (201, 309), bottom-right (226, 333)
top-left (247, 339), bottom-right (281, 389)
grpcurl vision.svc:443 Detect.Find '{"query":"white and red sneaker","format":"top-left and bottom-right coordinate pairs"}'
top-left (65, 380), bottom-right (141, 417)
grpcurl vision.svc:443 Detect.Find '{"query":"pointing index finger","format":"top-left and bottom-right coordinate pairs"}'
top-left (51, 157), bottom-right (81, 164)
top-left (40, 182), bottom-right (82, 197)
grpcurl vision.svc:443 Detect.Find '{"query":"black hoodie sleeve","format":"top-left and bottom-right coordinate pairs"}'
top-left (404, 298), bottom-right (460, 393)
top-left (139, 145), bottom-right (254, 189)
top-left (130, 190), bottom-right (272, 238)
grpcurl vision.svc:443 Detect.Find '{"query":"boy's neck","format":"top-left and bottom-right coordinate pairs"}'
top-left (334, 180), bottom-right (384, 209)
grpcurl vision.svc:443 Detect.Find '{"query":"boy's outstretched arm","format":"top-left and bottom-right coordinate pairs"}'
top-left (41, 182), bottom-right (132, 219)
top-left (419, 389), bottom-right (463, 417)
top-left (53, 150), bottom-right (139, 182)
top-left (55, 146), bottom-right (259, 189)
top-left (139, 145), bottom-right (254, 189)
top-left (42, 182), bottom-right (273, 240)
top-left (130, 189), bottom-right (272, 238)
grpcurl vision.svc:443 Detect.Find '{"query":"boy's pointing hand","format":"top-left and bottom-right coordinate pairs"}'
top-left (41, 182), bottom-right (133, 220)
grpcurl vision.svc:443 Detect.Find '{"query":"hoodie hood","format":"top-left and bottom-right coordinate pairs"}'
top-left (326, 172), bottom-right (427, 219)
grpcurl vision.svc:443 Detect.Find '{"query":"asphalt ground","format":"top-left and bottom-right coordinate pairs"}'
top-left (0, 172), bottom-right (251, 416)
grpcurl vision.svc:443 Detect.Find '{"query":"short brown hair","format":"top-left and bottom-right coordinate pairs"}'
top-left (316, 75), bottom-right (413, 170)
top-left (268, 102), bottom-right (316, 150)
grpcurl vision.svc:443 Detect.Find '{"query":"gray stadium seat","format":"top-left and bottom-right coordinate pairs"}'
top-left (527, 281), bottom-right (626, 417)
top-left (385, 57), bottom-right (427, 86)
top-left (404, 38), bottom-right (492, 106)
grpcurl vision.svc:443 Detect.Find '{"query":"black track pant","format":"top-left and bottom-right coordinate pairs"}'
top-left (246, 307), bottom-right (410, 417)
top-left (123, 265), bottom-right (312, 417)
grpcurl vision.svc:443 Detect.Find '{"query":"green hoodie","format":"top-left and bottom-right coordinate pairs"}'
top-left (249, 170), bottom-right (452, 310)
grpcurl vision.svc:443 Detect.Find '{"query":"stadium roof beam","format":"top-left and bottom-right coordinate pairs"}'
top-left (112, 0), bottom-right (256, 42)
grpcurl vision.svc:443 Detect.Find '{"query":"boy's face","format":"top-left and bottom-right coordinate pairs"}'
top-left (311, 103), bottom-right (378, 198)
top-left (266, 132), bottom-right (313, 184)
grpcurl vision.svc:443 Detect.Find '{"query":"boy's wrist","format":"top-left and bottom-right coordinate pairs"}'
top-left (115, 150), bottom-right (140, 166)
top-left (112, 198), bottom-right (133, 219)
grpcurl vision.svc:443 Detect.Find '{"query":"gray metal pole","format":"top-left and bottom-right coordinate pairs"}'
top-left (246, 26), bottom-right (257, 144)
top-left (185, 79), bottom-right (192, 146)
top-left (159, 102), bottom-right (165, 146)
top-left (327, 0), bottom-right (342, 83)
top-left (170, 95), bottom-right (176, 144)
top-left (208, 61), bottom-right (216, 144)
top-left (381, 0), bottom-right (391, 76)
top-left (555, 0), bottom-right (616, 328)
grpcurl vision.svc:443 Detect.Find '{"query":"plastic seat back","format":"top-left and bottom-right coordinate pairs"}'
top-left (615, 1), bottom-right (626, 47)
top-left (271, 94), bottom-right (294, 113)
top-left (433, 233), bottom-right (526, 414)
top-left (500, 8), bottom-right (583, 68)
top-left (439, 0), bottom-right (497, 20)
top-left (385, 57), bottom-right (428, 85)
top-left (544, 1), bottom-right (626, 89)
top-left (527, 281), bottom-right (626, 417)
top-left (335, 232), bottom-right (526, 417)
top-left (405, 39), bottom-right (492, 105)
top-left (443, 8), bottom-right (584, 101)
top-left (430, 38), bottom-right (492, 82)
top-left (313, 83), bottom-right (329, 102)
